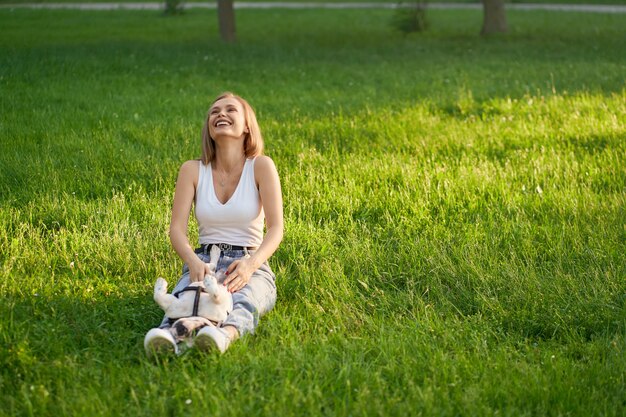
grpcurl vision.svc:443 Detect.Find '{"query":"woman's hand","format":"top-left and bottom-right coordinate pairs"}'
top-left (188, 258), bottom-right (213, 283)
top-left (223, 257), bottom-right (257, 293)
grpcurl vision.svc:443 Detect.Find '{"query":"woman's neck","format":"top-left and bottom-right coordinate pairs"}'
top-left (214, 142), bottom-right (246, 172)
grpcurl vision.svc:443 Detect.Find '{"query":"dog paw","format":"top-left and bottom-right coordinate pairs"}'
top-left (203, 274), bottom-right (217, 289)
top-left (154, 277), bottom-right (168, 294)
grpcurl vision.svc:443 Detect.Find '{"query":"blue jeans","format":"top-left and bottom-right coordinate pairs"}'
top-left (160, 249), bottom-right (277, 336)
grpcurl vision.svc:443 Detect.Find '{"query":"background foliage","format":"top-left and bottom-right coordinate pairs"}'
top-left (1, 6), bottom-right (625, 417)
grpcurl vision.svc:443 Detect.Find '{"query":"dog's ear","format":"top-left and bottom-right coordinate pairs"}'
top-left (209, 245), bottom-right (221, 266)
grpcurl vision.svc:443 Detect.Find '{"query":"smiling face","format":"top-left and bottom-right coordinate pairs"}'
top-left (208, 97), bottom-right (248, 141)
top-left (201, 92), bottom-right (264, 165)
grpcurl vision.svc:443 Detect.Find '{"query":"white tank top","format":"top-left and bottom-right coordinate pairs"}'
top-left (195, 158), bottom-right (264, 247)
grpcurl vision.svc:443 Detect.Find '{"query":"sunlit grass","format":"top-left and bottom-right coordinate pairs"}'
top-left (1, 7), bottom-right (625, 417)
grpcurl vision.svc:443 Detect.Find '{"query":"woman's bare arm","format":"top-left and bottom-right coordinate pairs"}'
top-left (169, 160), bottom-right (212, 282)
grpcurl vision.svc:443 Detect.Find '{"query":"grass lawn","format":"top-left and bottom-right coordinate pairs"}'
top-left (1, 6), bottom-right (625, 417)
top-left (2, 0), bottom-right (626, 5)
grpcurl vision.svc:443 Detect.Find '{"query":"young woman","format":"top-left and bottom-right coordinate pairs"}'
top-left (144, 92), bottom-right (283, 355)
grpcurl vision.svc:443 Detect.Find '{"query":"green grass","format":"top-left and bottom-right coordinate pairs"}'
top-left (1, 7), bottom-right (625, 417)
top-left (2, 0), bottom-right (626, 5)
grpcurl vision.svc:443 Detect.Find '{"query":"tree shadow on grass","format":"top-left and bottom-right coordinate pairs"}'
top-left (1, 289), bottom-right (241, 415)
top-left (2, 291), bottom-right (159, 374)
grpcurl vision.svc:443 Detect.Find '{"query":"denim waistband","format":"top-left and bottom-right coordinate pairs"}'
top-left (195, 243), bottom-right (257, 255)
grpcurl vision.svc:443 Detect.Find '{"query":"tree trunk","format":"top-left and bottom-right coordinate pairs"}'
top-left (217, 0), bottom-right (236, 42)
top-left (481, 0), bottom-right (507, 35)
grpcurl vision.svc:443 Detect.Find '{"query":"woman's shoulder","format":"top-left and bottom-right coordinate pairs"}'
top-left (177, 159), bottom-right (202, 183)
top-left (253, 155), bottom-right (276, 171)
top-left (180, 159), bottom-right (202, 172)
top-left (253, 155), bottom-right (279, 186)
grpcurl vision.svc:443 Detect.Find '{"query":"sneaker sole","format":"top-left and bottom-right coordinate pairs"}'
top-left (194, 332), bottom-right (218, 352)
top-left (145, 335), bottom-right (177, 357)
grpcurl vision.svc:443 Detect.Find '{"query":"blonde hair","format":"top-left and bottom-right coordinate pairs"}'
top-left (201, 92), bottom-right (264, 165)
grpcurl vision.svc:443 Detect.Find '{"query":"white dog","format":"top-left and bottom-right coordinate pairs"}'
top-left (151, 245), bottom-right (233, 347)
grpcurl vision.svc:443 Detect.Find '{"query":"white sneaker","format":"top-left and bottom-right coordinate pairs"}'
top-left (144, 328), bottom-right (178, 356)
top-left (194, 326), bottom-right (231, 354)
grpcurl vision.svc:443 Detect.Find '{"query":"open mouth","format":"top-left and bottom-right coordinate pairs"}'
top-left (215, 119), bottom-right (232, 127)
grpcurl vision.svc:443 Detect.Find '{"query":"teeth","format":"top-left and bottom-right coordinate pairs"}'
top-left (216, 121), bottom-right (230, 127)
